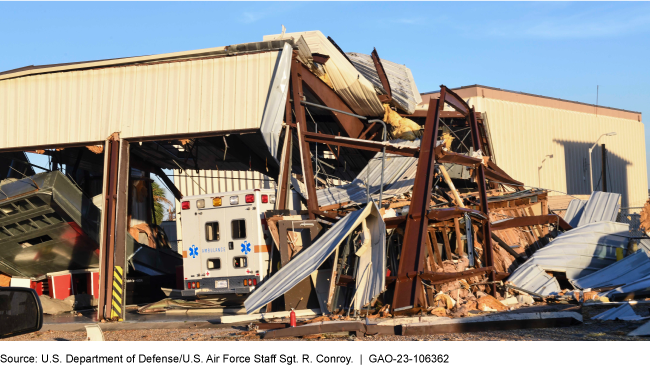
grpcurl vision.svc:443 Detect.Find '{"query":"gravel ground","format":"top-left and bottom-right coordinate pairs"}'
top-left (4, 321), bottom-right (649, 341)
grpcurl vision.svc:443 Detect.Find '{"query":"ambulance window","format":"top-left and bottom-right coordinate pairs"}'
top-left (233, 257), bottom-right (247, 268)
top-left (205, 222), bottom-right (220, 241)
top-left (207, 259), bottom-right (221, 270)
top-left (231, 219), bottom-right (246, 239)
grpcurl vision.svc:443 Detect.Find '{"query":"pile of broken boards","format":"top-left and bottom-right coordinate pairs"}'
top-left (507, 191), bottom-right (650, 303)
top-left (246, 181), bottom-right (568, 322)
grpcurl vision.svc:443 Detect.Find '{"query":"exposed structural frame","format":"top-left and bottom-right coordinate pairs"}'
top-left (278, 57), bottom-right (510, 312)
top-left (392, 86), bottom-right (499, 312)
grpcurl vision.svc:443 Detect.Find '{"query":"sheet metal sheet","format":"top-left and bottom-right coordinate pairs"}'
top-left (263, 31), bottom-right (384, 117)
top-left (576, 191), bottom-right (621, 227)
top-left (0, 171), bottom-right (101, 278)
top-left (0, 42), bottom-right (289, 150)
top-left (308, 139), bottom-right (420, 207)
top-left (570, 250), bottom-right (650, 290)
top-left (244, 202), bottom-right (385, 314)
top-left (508, 222), bottom-right (632, 286)
top-left (563, 199), bottom-right (587, 228)
top-left (506, 264), bottom-right (561, 296)
top-left (592, 303), bottom-right (643, 321)
top-left (602, 275), bottom-right (650, 299)
top-left (346, 52), bottom-right (420, 114)
top-left (259, 43), bottom-right (293, 161)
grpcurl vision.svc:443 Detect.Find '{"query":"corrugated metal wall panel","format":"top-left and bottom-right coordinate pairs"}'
top-left (0, 51), bottom-right (281, 149)
top-left (470, 97), bottom-right (647, 208)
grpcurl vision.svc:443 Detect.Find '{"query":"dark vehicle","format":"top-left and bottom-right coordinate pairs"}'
top-left (0, 287), bottom-right (43, 339)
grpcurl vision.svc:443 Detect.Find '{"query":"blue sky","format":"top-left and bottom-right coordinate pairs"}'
top-left (1, 1), bottom-right (649, 202)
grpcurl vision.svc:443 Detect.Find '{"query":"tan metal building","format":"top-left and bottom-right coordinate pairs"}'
top-left (421, 85), bottom-right (647, 208)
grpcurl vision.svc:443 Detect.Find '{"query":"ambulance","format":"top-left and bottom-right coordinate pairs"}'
top-left (179, 189), bottom-right (276, 298)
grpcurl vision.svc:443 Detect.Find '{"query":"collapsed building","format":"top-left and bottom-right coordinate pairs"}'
top-left (0, 29), bottom-right (648, 334)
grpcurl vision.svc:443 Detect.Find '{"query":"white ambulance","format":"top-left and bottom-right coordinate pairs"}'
top-left (179, 189), bottom-right (276, 297)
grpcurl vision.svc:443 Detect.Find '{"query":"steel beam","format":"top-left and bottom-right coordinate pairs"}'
top-left (469, 107), bottom-right (497, 295)
top-left (98, 135), bottom-right (119, 320)
top-left (371, 48), bottom-right (391, 102)
top-left (443, 87), bottom-right (471, 116)
top-left (276, 125), bottom-right (293, 210)
top-left (302, 132), bottom-right (419, 157)
top-left (491, 215), bottom-right (560, 231)
top-left (292, 58), bottom-right (318, 220)
top-left (297, 62), bottom-right (366, 139)
top-left (112, 140), bottom-right (130, 320)
top-left (392, 88), bottom-right (443, 312)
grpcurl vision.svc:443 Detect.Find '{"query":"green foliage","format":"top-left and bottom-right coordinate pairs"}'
top-left (151, 181), bottom-right (166, 223)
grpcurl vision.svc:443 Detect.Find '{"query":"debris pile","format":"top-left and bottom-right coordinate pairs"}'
top-left (211, 30), bottom-right (650, 338)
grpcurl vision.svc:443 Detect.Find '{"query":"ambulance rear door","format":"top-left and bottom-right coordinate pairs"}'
top-left (198, 207), bottom-right (229, 285)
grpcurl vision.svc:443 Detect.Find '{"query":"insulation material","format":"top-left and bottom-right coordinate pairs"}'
top-left (263, 31), bottom-right (384, 116)
top-left (382, 104), bottom-right (423, 140)
top-left (346, 52), bottom-right (421, 114)
top-left (128, 223), bottom-right (172, 249)
top-left (244, 202), bottom-right (385, 314)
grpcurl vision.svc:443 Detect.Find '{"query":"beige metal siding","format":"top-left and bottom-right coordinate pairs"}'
top-left (0, 51), bottom-right (280, 149)
top-left (469, 97), bottom-right (648, 208)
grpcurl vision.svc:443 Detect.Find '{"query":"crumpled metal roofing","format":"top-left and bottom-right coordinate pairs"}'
top-left (564, 192), bottom-right (620, 228)
top-left (508, 222), bottom-right (632, 292)
top-left (601, 274), bottom-right (650, 299)
top-left (244, 202), bottom-right (385, 314)
top-left (570, 250), bottom-right (650, 290)
top-left (592, 303), bottom-right (644, 321)
top-left (346, 52), bottom-right (421, 114)
top-left (263, 31), bottom-right (384, 117)
top-left (293, 139), bottom-right (420, 207)
top-left (506, 264), bottom-right (561, 296)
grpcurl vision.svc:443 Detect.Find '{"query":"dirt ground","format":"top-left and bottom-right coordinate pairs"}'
top-left (5, 321), bottom-right (649, 341)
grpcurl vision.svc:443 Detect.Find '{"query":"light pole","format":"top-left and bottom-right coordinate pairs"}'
top-left (589, 132), bottom-right (616, 193)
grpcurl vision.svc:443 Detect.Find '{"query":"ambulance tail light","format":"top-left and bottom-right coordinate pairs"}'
top-left (243, 280), bottom-right (248, 286)
top-left (187, 282), bottom-right (191, 289)
top-left (230, 196), bottom-right (239, 205)
top-left (261, 195), bottom-right (268, 203)
top-left (196, 281), bottom-right (200, 289)
top-left (245, 194), bottom-right (255, 203)
top-left (212, 197), bottom-right (222, 207)
top-left (248, 279), bottom-right (253, 286)
top-left (252, 279), bottom-right (257, 286)
top-left (181, 201), bottom-right (190, 210)
top-left (191, 282), bottom-right (196, 289)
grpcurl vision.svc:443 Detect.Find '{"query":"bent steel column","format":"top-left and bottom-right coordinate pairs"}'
top-left (112, 140), bottom-right (130, 320)
top-left (98, 135), bottom-right (119, 320)
top-left (291, 57), bottom-right (317, 220)
top-left (469, 108), bottom-right (497, 295)
top-left (392, 89), bottom-right (444, 312)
